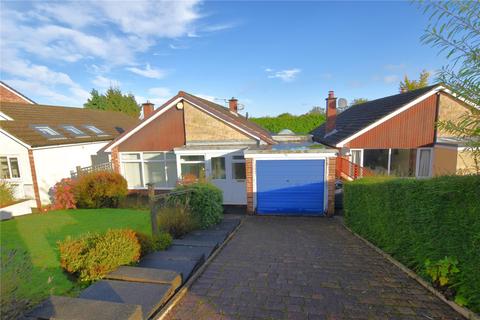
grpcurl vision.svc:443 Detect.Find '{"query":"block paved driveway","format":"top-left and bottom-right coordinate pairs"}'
top-left (164, 216), bottom-right (463, 320)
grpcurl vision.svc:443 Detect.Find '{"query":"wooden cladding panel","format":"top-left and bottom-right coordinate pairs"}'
top-left (346, 95), bottom-right (438, 149)
top-left (118, 107), bottom-right (185, 151)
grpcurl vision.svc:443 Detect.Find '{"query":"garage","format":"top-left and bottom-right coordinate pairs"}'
top-left (256, 160), bottom-right (326, 215)
top-left (244, 145), bottom-right (337, 216)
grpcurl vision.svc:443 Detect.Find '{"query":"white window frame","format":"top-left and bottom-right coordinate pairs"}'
top-left (178, 155), bottom-right (206, 180)
top-left (84, 125), bottom-right (109, 136)
top-left (119, 152), bottom-right (177, 189)
top-left (63, 125), bottom-right (88, 137)
top-left (210, 156), bottom-right (227, 180)
top-left (0, 155), bottom-right (21, 181)
top-left (33, 125), bottom-right (65, 139)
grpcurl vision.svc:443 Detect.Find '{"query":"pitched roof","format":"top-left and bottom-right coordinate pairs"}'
top-left (311, 84), bottom-right (442, 146)
top-left (0, 102), bottom-right (139, 148)
top-left (178, 91), bottom-right (275, 144)
top-left (103, 91), bottom-right (275, 151)
top-left (0, 81), bottom-right (36, 104)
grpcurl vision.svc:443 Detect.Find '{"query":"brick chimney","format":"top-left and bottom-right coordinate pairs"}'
top-left (142, 101), bottom-right (154, 118)
top-left (229, 97), bottom-right (238, 113)
top-left (325, 90), bottom-right (337, 135)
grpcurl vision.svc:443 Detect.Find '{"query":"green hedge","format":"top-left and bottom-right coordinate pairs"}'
top-left (173, 183), bottom-right (223, 229)
top-left (250, 113), bottom-right (325, 134)
top-left (344, 175), bottom-right (480, 312)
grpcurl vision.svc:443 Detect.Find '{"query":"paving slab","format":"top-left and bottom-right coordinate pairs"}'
top-left (79, 280), bottom-right (174, 320)
top-left (106, 266), bottom-right (182, 289)
top-left (190, 229), bottom-right (229, 241)
top-left (210, 219), bottom-right (240, 233)
top-left (143, 245), bottom-right (211, 261)
top-left (27, 295), bottom-right (142, 320)
top-left (172, 233), bottom-right (224, 247)
top-left (165, 216), bottom-right (464, 320)
top-left (137, 257), bottom-right (202, 282)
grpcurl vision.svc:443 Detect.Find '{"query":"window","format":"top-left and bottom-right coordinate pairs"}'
top-left (232, 155), bottom-right (246, 180)
top-left (84, 125), bottom-right (107, 136)
top-left (417, 149), bottom-right (432, 177)
top-left (120, 152), bottom-right (177, 188)
top-left (180, 155), bottom-right (205, 179)
top-left (33, 125), bottom-right (64, 139)
top-left (211, 157), bottom-right (226, 179)
top-left (63, 125), bottom-right (87, 137)
top-left (363, 149), bottom-right (389, 175)
top-left (390, 149), bottom-right (417, 177)
top-left (0, 156), bottom-right (20, 179)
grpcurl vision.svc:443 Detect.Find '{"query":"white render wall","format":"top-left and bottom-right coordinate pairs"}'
top-left (0, 132), bottom-right (34, 199)
top-left (33, 141), bottom-right (108, 204)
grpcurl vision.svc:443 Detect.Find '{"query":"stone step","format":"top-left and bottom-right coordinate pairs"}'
top-left (166, 244), bottom-right (216, 259)
top-left (137, 256), bottom-right (204, 283)
top-left (106, 266), bottom-right (182, 289)
top-left (79, 280), bottom-right (174, 320)
top-left (190, 229), bottom-right (229, 241)
top-left (211, 219), bottom-right (240, 233)
top-left (26, 295), bottom-right (142, 320)
top-left (141, 246), bottom-right (206, 262)
top-left (172, 233), bottom-right (224, 247)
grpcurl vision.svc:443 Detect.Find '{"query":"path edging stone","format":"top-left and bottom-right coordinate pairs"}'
top-left (336, 216), bottom-right (479, 320)
top-left (152, 217), bottom-right (244, 320)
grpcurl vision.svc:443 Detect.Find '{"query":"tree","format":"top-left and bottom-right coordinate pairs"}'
top-left (350, 98), bottom-right (369, 106)
top-left (399, 70), bottom-right (430, 92)
top-left (420, 0), bottom-right (480, 174)
top-left (84, 87), bottom-right (140, 117)
top-left (308, 106), bottom-right (325, 114)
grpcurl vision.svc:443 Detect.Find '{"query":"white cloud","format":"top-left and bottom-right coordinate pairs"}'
top-left (126, 64), bottom-right (167, 79)
top-left (136, 87), bottom-right (174, 106)
top-left (266, 68), bottom-right (301, 82)
top-left (92, 76), bottom-right (121, 89)
top-left (384, 74), bottom-right (399, 84)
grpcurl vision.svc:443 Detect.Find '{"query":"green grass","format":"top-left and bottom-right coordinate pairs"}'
top-left (0, 208), bottom-right (150, 304)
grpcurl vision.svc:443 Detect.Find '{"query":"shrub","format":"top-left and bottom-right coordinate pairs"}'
top-left (52, 178), bottom-right (77, 210)
top-left (0, 249), bottom-right (33, 319)
top-left (157, 205), bottom-right (198, 238)
top-left (58, 229), bottom-right (141, 282)
top-left (173, 182), bottom-right (223, 229)
top-left (344, 175), bottom-right (480, 312)
top-left (0, 181), bottom-right (15, 207)
top-left (136, 231), bottom-right (172, 256)
top-left (75, 171), bottom-right (128, 208)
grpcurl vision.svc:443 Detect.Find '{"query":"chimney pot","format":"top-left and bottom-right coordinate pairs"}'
top-left (142, 101), bottom-right (155, 118)
top-left (325, 91), bottom-right (337, 135)
top-left (229, 97), bottom-right (238, 113)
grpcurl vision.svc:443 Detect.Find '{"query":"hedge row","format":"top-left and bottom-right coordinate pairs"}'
top-left (344, 175), bottom-right (480, 312)
top-left (250, 113), bottom-right (325, 134)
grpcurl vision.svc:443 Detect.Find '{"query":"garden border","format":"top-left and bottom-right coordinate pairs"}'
top-left (152, 216), bottom-right (244, 320)
top-left (336, 216), bottom-right (479, 320)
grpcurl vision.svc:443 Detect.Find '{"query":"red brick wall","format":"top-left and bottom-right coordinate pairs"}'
top-left (111, 147), bottom-right (120, 173)
top-left (327, 157), bottom-right (336, 216)
top-left (0, 86), bottom-right (32, 104)
top-left (246, 158), bottom-right (254, 214)
top-left (28, 150), bottom-right (42, 209)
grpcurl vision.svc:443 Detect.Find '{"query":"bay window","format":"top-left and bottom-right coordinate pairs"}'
top-left (120, 152), bottom-right (177, 188)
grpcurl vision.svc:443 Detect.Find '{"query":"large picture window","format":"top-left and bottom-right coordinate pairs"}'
top-left (120, 152), bottom-right (177, 188)
top-left (0, 156), bottom-right (20, 179)
top-left (363, 149), bottom-right (389, 175)
top-left (390, 149), bottom-right (417, 177)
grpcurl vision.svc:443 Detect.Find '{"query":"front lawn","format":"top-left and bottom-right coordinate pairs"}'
top-left (0, 209), bottom-right (150, 304)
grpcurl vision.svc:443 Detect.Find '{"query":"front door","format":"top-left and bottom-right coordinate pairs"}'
top-left (210, 154), bottom-right (246, 205)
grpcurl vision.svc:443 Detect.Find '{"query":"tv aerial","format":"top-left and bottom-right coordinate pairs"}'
top-left (337, 98), bottom-right (348, 109)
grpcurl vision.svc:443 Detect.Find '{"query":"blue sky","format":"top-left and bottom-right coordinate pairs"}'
top-left (0, 1), bottom-right (447, 116)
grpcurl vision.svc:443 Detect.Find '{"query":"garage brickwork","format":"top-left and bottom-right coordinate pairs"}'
top-left (327, 157), bottom-right (336, 216)
top-left (246, 158), bottom-right (254, 214)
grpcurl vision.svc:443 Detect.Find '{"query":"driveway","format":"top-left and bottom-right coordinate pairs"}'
top-left (164, 216), bottom-right (463, 320)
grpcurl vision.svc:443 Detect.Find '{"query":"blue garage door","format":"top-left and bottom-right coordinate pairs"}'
top-left (256, 159), bottom-right (325, 215)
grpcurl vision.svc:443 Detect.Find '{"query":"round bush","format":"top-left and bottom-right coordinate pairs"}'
top-left (75, 171), bottom-right (128, 208)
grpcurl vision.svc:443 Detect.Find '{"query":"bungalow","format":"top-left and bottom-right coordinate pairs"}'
top-left (0, 98), bottom-right (138, 209)
top-left (103, 92), bottom-right (338, 216)
top-left (312, 84), bottom-right (478, 179)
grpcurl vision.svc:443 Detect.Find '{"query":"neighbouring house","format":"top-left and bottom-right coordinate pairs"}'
top-left (312, 84), bottom-right (479, 179)
top-left (0, 81), bottom-right (36, 104)
top-left (103, 91), bottom-right (338, 216)
top-left (0, 100), bottom-right (138, 209)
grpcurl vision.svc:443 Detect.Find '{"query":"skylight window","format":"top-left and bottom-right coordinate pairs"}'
top-left (84, 125), bottom-right (108, 136)
top-left (33, 125), bottom-right (65, 139)
top-left (63, 125), bottom-right (87, 137)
